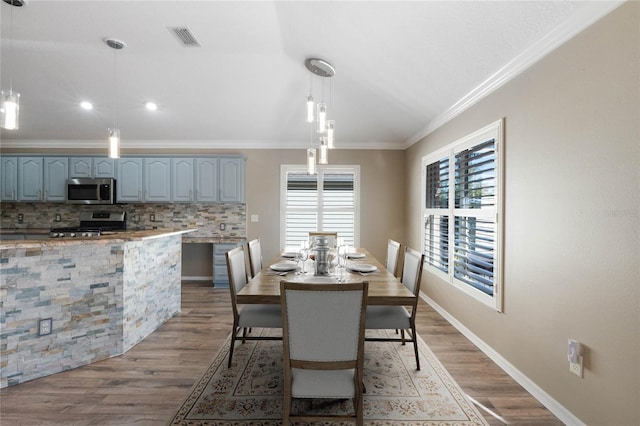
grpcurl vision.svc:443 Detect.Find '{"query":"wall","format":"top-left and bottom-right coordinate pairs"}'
top-left (405, 3), bottom-right (639, 425)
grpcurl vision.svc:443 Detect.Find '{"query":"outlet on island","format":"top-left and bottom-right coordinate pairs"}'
top-left (150, 214), bottom-right (155, 222)
top-left (220, 223), bottom-right (226, 231)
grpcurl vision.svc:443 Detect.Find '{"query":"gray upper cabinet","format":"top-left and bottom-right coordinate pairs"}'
top-left (144, 158), bottom-right (171, 202)
top-left (69, 157), bottom-right (115, 178)
top-left (43, 157), bottom-right (68, 202)
top-left (18, 157), bottom-right (44, 201)
top-left (195, 158), bottom-right (218, 202)
top-left (117, 158), bottom-right (144, 202)
top-left (172, 158), bottom-right (195, 202)
top-left (219, 157), bottom-right (245, 202)
top-left (1, 156), bottom-right (18, 201)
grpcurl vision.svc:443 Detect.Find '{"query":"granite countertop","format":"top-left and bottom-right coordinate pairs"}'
top-left (0, 229), bottom-right (197, 249)
top-left (0, 228), bottom-right (50, 235)
top-left (182, 236), bottom-right (246, 244)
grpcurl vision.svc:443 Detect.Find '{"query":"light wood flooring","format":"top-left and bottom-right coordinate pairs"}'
top-left (0, 282), bottom-right (563, 425)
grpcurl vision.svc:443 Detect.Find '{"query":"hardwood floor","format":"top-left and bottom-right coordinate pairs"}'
top-left (0, 282), bottom-right (563, 425)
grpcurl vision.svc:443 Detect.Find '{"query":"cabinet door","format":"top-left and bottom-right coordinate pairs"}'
top-left (93, 158), bottom-right (115, 178)
top-left (69, 157), bottom-right (92, 178)
top-left (43, 157), bottom-right (68, 201)
top-left (117, 158), bottom-right (144, 202)
top-left (195, 158), bottom-right (218, 202)
top-left (144, 158), bottom-right (171, 202)
top-left (18, 157), bottom-right (43, 201)
top-left (172, 158), bottom-right (194, 202)
top-left (0, 156), bottom-right (18, 201)
top-left (219, 157), bottom-right (245, 202)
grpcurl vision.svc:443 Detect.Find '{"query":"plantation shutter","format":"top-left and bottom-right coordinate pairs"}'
top-left (424, 156), bottom-right (449, 271)
top-left (453, 139), bottom-right (496, 295)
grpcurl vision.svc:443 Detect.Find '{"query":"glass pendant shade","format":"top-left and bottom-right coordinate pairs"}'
top-left (108, 128), bottom-right (121, 159)
top-left (327, 120), bottom-right (335, 149)
top-left (317, 103), bottom-right (327, 133)
top-left (306, 95), bottom-right (314, 123)
top-left (307, 148), bottom-right (316, 175)
top-left (319, 137), bottom-right (328, 165)
top-left (0, 90), bottom-right (20, 130)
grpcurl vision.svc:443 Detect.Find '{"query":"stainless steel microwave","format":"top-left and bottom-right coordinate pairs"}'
top-left (66, 178), bottom-right (116, 204)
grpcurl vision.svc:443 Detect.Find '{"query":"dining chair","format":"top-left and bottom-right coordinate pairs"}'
top-left (365, 246), bottom-right (424, 370)
top-left (247, 238), bottom-right (262, 279)
top-left (385, 239), bottom-right (402, 278)
top-left (309, 231), bottom-right (338, 248)
top-left (280, 281), bottom-right (368, 426)
top-left (226, 245), bottom-right (282, 368)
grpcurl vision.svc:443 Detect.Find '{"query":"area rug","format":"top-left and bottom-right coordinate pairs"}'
top-left (169, 329), bottom-right (488, 425)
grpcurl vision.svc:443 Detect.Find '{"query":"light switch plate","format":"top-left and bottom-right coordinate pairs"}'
top-left (251, 215), bottom-right (259, 222)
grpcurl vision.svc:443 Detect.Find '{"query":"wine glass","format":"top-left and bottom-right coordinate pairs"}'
top-left (299, 240), bottom-right (309, 274)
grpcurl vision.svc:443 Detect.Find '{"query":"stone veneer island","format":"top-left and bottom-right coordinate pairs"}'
top-left (0, 229), bottom-right (193, 388)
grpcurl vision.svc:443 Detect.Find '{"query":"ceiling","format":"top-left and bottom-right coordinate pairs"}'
top-left (0, 1), bottom-right (623, 151)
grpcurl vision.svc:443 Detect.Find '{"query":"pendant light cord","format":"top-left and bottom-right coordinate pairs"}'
top-left (8, 0), bottom-right (14, 91)
top-left (112, 48), bottom-right (117, 128)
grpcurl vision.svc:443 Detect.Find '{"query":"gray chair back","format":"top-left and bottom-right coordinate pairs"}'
top-left (386, 239), bottom-right (402, 278)
top-left (247, 238), bottom-right (262, 278)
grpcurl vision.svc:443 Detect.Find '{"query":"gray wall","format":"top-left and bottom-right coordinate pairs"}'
top-left (405, 3), bottom-right (639, 424)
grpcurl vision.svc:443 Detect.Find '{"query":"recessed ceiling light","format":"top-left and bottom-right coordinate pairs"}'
top-left (80, 101), bottom-right (93, 110)
top-left (145, 101), bottom-right (158, 111)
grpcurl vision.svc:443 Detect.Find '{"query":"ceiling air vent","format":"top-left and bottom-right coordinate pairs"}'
top-left (169, 27), bottom-right (201, 47)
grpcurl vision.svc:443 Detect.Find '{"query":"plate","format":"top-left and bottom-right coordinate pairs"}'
top-left (270, 262), bottom-right (298, 272)
top-left (347, 252), bottom-right (365, 259)
top-left (348, 263), bottom-right (377, 273)
top-left (281, 252), bottom-right (298, 258)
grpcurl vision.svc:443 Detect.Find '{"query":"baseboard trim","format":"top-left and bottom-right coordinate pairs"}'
top-left (181, 276), bottom-right (213, 282)
top-left (419, 292), bottom-right (585, 426)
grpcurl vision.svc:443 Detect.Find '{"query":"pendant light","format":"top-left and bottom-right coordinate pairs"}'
top-left (304, 58), bottom-right (336, 171)
top-left (1, 0), bottom-right (24, 130)
top-left (105, 38), bottom-right (125, 159)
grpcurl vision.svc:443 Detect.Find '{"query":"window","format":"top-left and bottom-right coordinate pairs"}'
top-left (281, 165), bottom-right (360, 249)
top-left (422, 119), bottom-right (504, 311)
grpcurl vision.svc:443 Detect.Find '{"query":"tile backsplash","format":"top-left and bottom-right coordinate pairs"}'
top-left (0, 202), bottom-right (245, 238)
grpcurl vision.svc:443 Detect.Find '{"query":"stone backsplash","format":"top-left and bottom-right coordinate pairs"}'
top-left (0, 202), bottom-right (245, 238)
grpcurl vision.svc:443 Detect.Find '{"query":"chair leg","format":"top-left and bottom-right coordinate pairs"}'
top-left (228, 324), bottom-right (239, 368)
top-left (242, 327), bottom-right (248, 343)
top-left (282, 393), bottom-right (292, 426)
top-left (400, 329), bottom-right (406, 345)
top-left (411, 325), bottom-right (420, 370)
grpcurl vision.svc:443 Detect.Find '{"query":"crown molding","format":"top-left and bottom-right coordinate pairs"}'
top-left (0, 139), bottom-right (403, 151)
top-left (404, 0), bottom-right (626, 149)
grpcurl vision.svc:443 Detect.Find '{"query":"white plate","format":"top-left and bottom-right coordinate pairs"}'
top-left (348, 263), bottom-right (377, 273)
top-left (270, 262), bottom-right (298, 272)
top-left (347, 253), bottom-right (365, 259)
top-left (281, 252), bottom-right (298, 258)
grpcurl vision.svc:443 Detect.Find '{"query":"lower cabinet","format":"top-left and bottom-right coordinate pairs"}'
top-left (212, 241), bottom-right (245, 288)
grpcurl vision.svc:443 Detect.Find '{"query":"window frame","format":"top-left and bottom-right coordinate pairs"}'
top-left (421, 119), bottom-right (504, 312)
top-left (280, 164), bottom-right (361, 250)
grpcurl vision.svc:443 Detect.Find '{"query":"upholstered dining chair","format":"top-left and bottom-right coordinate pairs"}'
top-left (385, 239), bottom-right (402, 278)
top-left (280, 281), bottom-right (368, 426)
top-left (247, 238), bottom-right (262, 279)
top-left (309, 231), bottom-right (338, 248)
top-left (225, 245), bottom-right (282, 368)
top-left (365, 246), bottom-right (425, 370)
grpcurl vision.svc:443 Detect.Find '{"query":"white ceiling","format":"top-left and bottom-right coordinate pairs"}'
top-left (0, 1), bottom-right (623, 150)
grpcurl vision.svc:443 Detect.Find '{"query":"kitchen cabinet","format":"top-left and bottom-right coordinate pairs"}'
top-left (172, 158), bottom-right (195, 202)
top-left (213, 241), bottom-right (244, 287)
top-left (116, 158), bottom-right (144, 202)
top-left (195, 158), bottom-right (218, 202)
top-left (69, 157), bottom-right (115, 178)
top-left (18, 157), bottom-right (44, 201)
top-left (1, 156), bottom-right (18, 201)
top-left (144, 158), bottom-right (172, 202)
top-left (43, 157), bottom-right (68, 202)
top-left (219, 157), bottom-right (245, 202)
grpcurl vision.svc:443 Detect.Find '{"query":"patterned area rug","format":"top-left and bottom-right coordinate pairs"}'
top-left (169, 329), bottom-right (488, 425)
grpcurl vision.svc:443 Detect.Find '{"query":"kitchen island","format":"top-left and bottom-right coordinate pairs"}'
top-left (0, 229), bottom-right (194, 388)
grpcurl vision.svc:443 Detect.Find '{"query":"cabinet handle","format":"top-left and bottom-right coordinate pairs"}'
top-left (138, 190), bottom-right (142, 200)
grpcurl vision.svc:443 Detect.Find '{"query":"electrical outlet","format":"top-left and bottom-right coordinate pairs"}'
top-left (569, 356), bottom-right (583, 378)
top-left (150, 213), bottom-right (155, 222)
top-left (55, 214), bottom-right (61, 222)
top-left (38, 318), bottom-right (52, 336)
top-left (17, 213), bottom-right (23, 223)
top-left (220, 223), bottom-right (226, 231)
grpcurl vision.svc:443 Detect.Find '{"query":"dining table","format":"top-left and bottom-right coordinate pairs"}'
top-left (236, 248), bottom-right (416, 306)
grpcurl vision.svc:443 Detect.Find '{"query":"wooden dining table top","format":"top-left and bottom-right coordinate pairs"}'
top-left (236, 248), bottom-right (416, 306)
